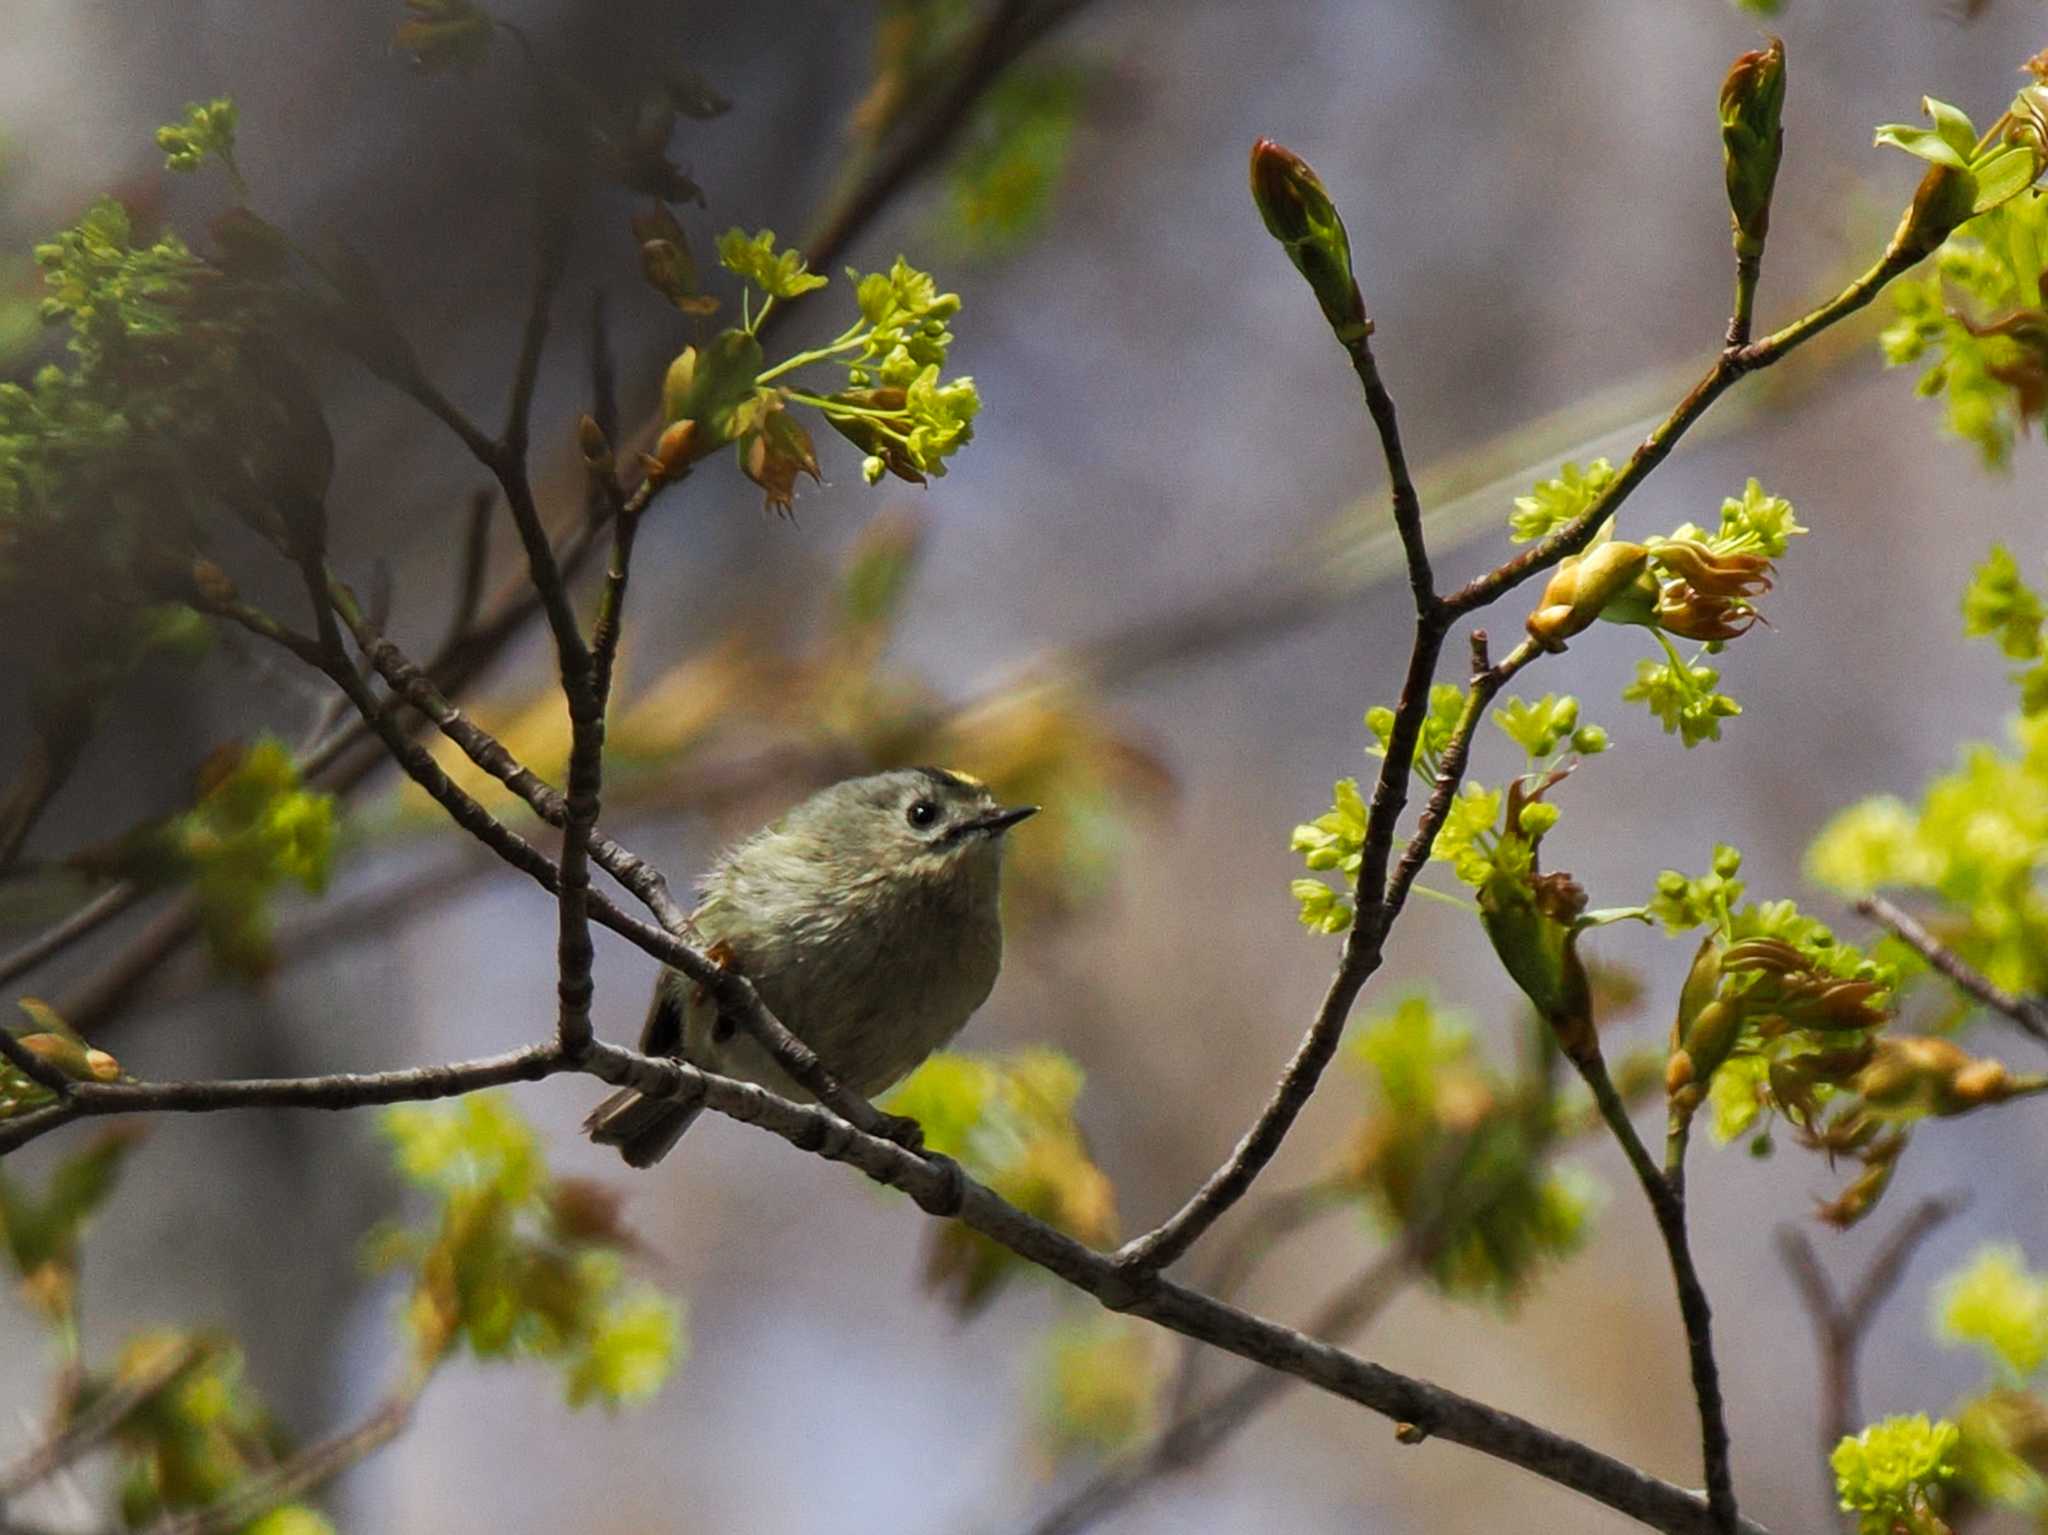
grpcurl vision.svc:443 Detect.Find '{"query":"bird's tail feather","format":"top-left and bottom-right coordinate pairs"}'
top-left (584, 1087), bottom-right (701, 1168)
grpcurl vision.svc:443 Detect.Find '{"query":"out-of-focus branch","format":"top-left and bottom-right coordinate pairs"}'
top-left (1573, 1046), bottom-right (1735, 1533)
top-left (1776, 1195), bottom-right (1965, 1495)
top-left (1028, 1244), bottom-right (1414, 1535)
top-left (0, 1338), bottom-right (212, 1502)
top-left (1856, 895), bottom-right (2048, 1047)
top-left (152, 1382), bottom-right (423, 1535)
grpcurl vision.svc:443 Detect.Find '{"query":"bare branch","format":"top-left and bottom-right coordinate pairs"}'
top-left (441, 488), bottom-right (497, 655)
top-left (1574, 1049), bottom-right (1736, 1533)
top-left (1856, 894), bottom-right (2048, 1047)
top-left (1343, 331), bottom-right (1434, 614)
top-left (0, 886), bottom-right (142, 992)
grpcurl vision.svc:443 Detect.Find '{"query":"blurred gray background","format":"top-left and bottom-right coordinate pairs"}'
top-left (2, 1), bottom-right (2044, 1531)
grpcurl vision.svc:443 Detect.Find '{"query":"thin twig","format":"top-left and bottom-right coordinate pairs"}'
top-left (1855, 894), bottom-right (2048, 1047)
top-left (0, 886), bottom-right (143, 991)
top-left (440, 488), bottom-right (496, 656)
top-left (1575, 1049), bottom-right (1736, 1534)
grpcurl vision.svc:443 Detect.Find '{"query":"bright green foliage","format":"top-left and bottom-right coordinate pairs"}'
top-left (1963, 545), bottom-right (2046, 660)
top-left (1959, 545), bottom-right (2048, 711)
top-left (0, 1124), bottom-right (142, 1328)
top-left (1707, 1053), bottom-right (1771, 1142)
top-left (1938, 1246), bottom-right (2048, 1381)
top-left (1337, 995), bottom-right (1600, 1306)
top-left (1291, 877), bottom-right (1353, 934)
top-left (1646, 844), bottom-right (1746, 934)
top-left (1701, 477), bottom-right (1807, 559)
top-left (1876, 93), bottom-right (2047, 238)
top-left (1730, 0), bottom-right (1783, 14)
top-left (1434, 782), bottom-right (1506, 888)
top-left (245, 1507), bottom-right (339, 1535)
top-left (1832, 1415), bottom-right (1960, 1535)
top-left (5, 174), bottom-right (310, 702)
top-left (945, 64), bottom-right (1085, 254)
top-left (716, 228), bottom-right (830, 301)
top-left (1621, 652), bottom-right (1741, 747)
top-left (1035, 1316), bottom-right (1159, 1462)
top-left (158, 739), bottom-right (338, 977)
top-left (1880, 188), bottom-right (2048, 465)
top-left (110, 1333), bottom-right (296, 1527)
top-left (670, 249), bottom-right (978, 505)
top-left (373, 1095), bottom-right (685, 1409)
top-left (1494, 693), bottom-right (1590, 761)
top-left (1366, 683), bottom-right (1468, 765)
top-left (566, 1289), bottom-right (686, 1409)
top-left (1508, 458), bottom-right (1615, 544)
top-left (1807, 711), bottom-right (2048, 1000)
top-left (156, 99), bottom-right (239, 178)
top-left (886, 1050), bottom-right (1118, 1313)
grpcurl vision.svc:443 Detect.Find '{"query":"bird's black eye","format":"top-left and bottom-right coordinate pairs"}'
top-left (906, 798), bottom-right (940, 829)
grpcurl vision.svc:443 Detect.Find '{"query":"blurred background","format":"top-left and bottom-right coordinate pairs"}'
top-left (1, 1), bottom-right (2044, 1531)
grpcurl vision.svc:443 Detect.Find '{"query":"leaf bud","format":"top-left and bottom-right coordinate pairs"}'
top-left (576, 414), bottom-right (613, 474)
top-left (190, 558), bottom-right (238, 605)
top-left (1525, 540), bottom-right (1650, 652)
top-left (1720, 38), bottom-right (1787, 257)
top-left (1248, 139), bottom-right (1370, 343)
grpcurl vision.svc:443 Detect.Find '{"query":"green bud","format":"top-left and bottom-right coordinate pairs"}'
top-left (1525, 540), bottom-right (1650, 652)
top-left (1720, 38), bottom-right (1786, 257)
top-left (1518, 801), bottom-right (1561, 839)
top-left (1571, 725), bottom-right (1609, 755)
top-left (660, 329), bottom-right (765, 446)
top-left (1480, 871), bottom-right (1594, 1060)
top-left (1248, 139), bottom-right (1370, 343)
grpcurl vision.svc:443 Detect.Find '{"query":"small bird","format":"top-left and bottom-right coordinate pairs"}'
top-left (585, 767), bottom-right (1038, 1166)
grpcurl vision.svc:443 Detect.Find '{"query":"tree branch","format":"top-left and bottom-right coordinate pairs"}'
top-left (0, 1034), bottom-right (1766, 1535)
top-left (1574, 1048), bottom-right (1736, 1534)
top-left (1855, 894), bottom-right (2048, 1048)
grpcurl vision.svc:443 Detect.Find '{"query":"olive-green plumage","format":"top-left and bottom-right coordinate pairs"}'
top-left (585, 768), bottom-right (1036, 1167)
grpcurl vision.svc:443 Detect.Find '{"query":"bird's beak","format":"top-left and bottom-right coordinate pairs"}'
top-left (965, 804), bottom-right (1039, 838)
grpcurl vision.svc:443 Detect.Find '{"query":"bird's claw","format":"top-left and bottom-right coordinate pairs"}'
top-left (874, 1110), bottom-right (927, 1153)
